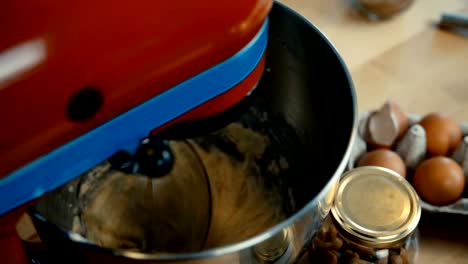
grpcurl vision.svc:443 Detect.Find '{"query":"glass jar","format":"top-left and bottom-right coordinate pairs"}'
top-left (309, 166), bottom-right (421, 264)
top-left (351, 0), bottom-right (415, 21)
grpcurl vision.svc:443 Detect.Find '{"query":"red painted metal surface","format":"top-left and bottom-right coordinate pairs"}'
top-left (0, 0), bottom-right (272, 179)
top-left (151, 55), bottom-right (267, 135)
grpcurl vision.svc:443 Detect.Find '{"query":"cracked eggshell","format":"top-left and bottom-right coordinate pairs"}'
top-left (365, 101), bottom-right (408, 148)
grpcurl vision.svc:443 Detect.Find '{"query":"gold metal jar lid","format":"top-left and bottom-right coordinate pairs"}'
top-left (331, 166), bottom-right (421, 248)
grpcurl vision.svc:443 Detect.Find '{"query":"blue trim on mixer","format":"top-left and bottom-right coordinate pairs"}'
top-left (0, 19), bottom-right (269, 215)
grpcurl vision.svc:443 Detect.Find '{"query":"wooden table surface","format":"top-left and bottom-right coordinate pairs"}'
top-left (279, 0), bottom-right (468, 263)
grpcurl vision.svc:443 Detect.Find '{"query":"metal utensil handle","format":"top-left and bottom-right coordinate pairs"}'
top-left (440, 12), bottom-right (468, 29)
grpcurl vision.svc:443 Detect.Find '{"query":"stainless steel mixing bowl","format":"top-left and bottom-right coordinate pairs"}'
top-left (27, 2), bottom-right (357, 263)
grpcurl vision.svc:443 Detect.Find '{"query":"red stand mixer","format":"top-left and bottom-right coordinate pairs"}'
top-left (0, 1), bottom-right (271, 262)
top-left (0, 1), bottom-right (357, 263)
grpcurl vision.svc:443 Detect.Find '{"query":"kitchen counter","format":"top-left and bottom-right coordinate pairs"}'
top-left (280, 0), bottom-right (468, 263)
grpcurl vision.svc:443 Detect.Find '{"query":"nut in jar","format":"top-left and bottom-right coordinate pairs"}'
top-left (308, 166), bottom-right (421, 264)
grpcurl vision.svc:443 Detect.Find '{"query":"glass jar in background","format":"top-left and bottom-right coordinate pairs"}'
top-left (308, 166), bottom-right (421, 264)
top-left (351, 0), bottom-right (415, 21)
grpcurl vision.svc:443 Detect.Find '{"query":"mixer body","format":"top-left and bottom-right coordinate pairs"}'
top-left (0, 0), bottom-right (271, 187)
top-left (0, 0), bottom-right (272, 263)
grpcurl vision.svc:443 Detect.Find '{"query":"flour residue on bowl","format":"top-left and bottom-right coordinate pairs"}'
top-left (191, 123), bottom-right (287, 248)
top-left (73, 141), bottom-right (211, 253)
top-left (68, 121), bottom-right (288, 253)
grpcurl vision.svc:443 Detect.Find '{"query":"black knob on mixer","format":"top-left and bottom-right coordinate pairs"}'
top-left (135, 137), bottom-right (174, 177)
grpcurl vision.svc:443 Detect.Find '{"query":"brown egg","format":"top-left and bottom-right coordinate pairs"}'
top-left (357, 149), bottom-right (406, 177)
top-left (413, 156), bottom-right (465, 206)
top-left (419, 112), bottom-right (462, 156)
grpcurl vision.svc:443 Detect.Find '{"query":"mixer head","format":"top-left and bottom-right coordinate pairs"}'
top-left (0, 0), bottom-right (272, 216)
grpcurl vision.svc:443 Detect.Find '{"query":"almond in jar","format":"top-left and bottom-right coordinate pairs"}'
top-left (309, 166), bottom-right (421, 264)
